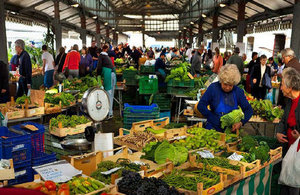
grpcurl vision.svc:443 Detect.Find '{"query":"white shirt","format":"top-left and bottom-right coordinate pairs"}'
top-left (144, 59), bottom-right (156, 66)
top-left (259, 64), bottom-right (266, 87)
top-left (186, 48), bottom-right (192, 61)
top-left (42, 51), bottom-right (54, 71)
top-left (278, 65), bottom-right (285, 75)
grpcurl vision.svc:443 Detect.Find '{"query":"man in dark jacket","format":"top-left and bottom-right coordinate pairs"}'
top-left (0, 60), bottom-right (9, 103)
top-left (15, 39), bottom-right (32, 98)
top-left (130, 46), bottom-right (141, 67)
top-left (281, 48), bottom-right (300, 73)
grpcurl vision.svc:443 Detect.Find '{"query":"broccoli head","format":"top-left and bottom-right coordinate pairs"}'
top-left (238, 135), bottom-right (257, 152)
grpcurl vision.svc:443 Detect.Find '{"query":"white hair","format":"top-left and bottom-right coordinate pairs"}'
top-left (218, 64), bottom-right (241, 85)
top-left (282, 67), bottom-right (300, 91)
top-left (281, 48), bottom-right (295, 58)
top-left (15, 39), bottom-right (25, 50)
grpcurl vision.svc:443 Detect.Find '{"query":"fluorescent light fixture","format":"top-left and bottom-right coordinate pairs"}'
top-left (104, 22), bottom-right (108, 25)
top-left (220, 3), bottom-right (226, 7)
top-left (71, 3), bottom-right (79, 7)
top-left (92, 16), bottom-right (97, 19)
top-left (202, 13), bottom-right (207, 18)
top-left (190, 21), bottom-right (194, 25)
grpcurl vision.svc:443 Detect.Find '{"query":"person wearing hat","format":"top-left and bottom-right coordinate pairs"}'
top-left (155, 53), bottom-right (167, 86)
top-left (227, 47), bottom-right (244, 75)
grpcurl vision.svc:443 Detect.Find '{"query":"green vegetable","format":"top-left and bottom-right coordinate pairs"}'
top-left (250, 99), bottom-right (284, 121)
top-left (146, 127), bottom-right (166, 134)
top-left (238, 135), bottom-right (257, 152)
top-left (195, 155), bottom-right (241, 171)
top-left (141, 141), bottom-right (162, 161)
top-left (50, 114), bottom-right (90, 128)
top-left (16, 95), bottom-right (31, 105)
top-left (44, 92), bottom-right (75, 106)
top-left (220, 109), bottom-right (244, 130)
top-left (154, 141), bottom-right (188, 165)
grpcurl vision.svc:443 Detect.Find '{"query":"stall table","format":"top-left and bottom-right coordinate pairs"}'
top-left (114, 85), bottom-right (125, 117)
top-left (172, 94), bottom-right (193, 123)
top-left (248, 120), bottom-right (279, 138)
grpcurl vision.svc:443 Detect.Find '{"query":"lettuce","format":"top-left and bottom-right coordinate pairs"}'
top-left (154, 141), bottom-right (188, 165)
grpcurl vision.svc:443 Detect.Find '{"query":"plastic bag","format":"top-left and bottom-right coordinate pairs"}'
top-left (278, 137), bottom-right (300, 187)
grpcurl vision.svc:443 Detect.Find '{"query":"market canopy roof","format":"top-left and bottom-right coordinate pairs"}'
top-left (3, 0), bottom-right (296, 39)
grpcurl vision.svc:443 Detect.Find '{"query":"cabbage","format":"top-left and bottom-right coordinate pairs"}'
top-left (174, 145), bottom-right (188, 164)
top-left (154, 141), bottom-right (177, 164)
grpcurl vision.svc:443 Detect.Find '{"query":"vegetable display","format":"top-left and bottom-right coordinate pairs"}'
top-left (44, 92), bottom-right (75, 106)
top-left (173, 127), bottom-right (224, 151)
top-left (16, 95), bottom-right (31, 105)
top-left (117, 170), bottom-right (182, 195)
top-left (164, 123), bottom-right (186, 129)
top-left (195, 155), bottom-right (241, 171)
top-left (220, 109), bottom-right (244, 142)
top-left (185, 76), bottom-right (209, 98)
top-left (165, 62), bottom-right (191, 82)
top-left (115, 131), bottom-right (161, 149)
top-left (250, 99), bottom-right (284, 121)
top-left (67, 176), bottom-right (105, 194)
top-left (50, 114), bottom-right (90, 128)
top-left (91, 159), bottom-right (144, 184)
top-left (31, 180), bottom-right (69, 195)
top-left (63, 75), bottom-right (102, 93)
top-left (163, 169), bottom-right (220, 191)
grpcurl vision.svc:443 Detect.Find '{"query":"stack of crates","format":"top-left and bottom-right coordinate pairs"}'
top-left (153, 94), bottom-right (171, 120)
top-left (123, 69), bottom-right (138, 86)
top-left (139, 76), bottom-right (158, 95)
top-left (139, 65), bottom-right (155, 74)
top-left (5, 122), bottom-right (57, 185)
top-left (167, 79), bottom-right (195, 95)
top-left (123, 103), bottom-right (160, 130)
top-left (44, 126), bottom-right (89, 159)
top-left (0, 126), bottom-right (33, 185)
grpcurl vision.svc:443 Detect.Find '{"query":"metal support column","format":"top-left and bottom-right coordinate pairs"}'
top-left (291, 0), bottom-right (300, 59)
top-left (183, 28), bottom-right (187, 46)
top-left (116, 33), bottom-right (119, 45)
top-left (237, 0), bottom-right (246, 43)
top-left (0, 0), bottom-right (8, 63)
top-left (142, 15), bottom-right (145, 48)
top-left (96, 21), bottom-right (101, 47)
top-left (178, 32), bottom-right (182, 49)
top-left (53, 0), bottom-right (62, 52)
top-left (80, 14), bottom-right (87, 46)
top-left (189, 24), bottom-right (193, 45)
top-left (198, 19), bottom-right (203, 46)
top-left (212, 11), bottom-right (219, 43)
top-left (106, 26), bottom-right (110, 42)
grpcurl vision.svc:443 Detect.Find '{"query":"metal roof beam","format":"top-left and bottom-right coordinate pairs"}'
top-left (20, 0), bottom-right (48, 13)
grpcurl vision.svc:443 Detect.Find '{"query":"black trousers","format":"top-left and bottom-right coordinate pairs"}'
top-left (252, 86), bottom-right (267, 100)
top-left (280, 185), bottom-right (300, 195)
top-left (16, 77), bottom-right (28, 98)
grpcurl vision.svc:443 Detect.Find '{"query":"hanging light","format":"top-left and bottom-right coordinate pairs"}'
top-left (202, 13), bottom-right (207, 18)
top-left (116, 31), bottom-right (119, 34)
top-left (112, 27), bottom-right (115, 30)
top-left (190, 21), bottom-right (194, 25)
top-left (220, 3), bottom-right (226, 7)
top-left (71, 3), bottom-right (79, 7)
top-left (104, 22), bottom-right (108, 25)
top-left (179, 30), bottom-right (182, 33)
top-left (92, 16), bottom-right (97, 19)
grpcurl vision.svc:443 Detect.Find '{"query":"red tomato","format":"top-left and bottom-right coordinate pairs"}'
top-left (34, 184), bottom-right (43, 191)
top-left (48, 191), bottom-right (57, 195)
top-left (45, 181), bottom-right (56, 191)
top-left (59, 183), bottom-right (70, 190)
top-left (58, 189), bottom-right (70, 195)
top-left (40, 186), bottom-right (49, 194)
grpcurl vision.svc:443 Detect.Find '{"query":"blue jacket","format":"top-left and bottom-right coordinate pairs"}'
top-left (154, 57), bottom-right (166, 71)
top-left (197, 82), bottom-right (253, 131)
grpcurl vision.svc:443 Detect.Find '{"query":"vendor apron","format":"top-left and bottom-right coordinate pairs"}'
top-left (206, 92), bottom-right (238, 132)
top-left (102, 67), bottom-right (112, 91)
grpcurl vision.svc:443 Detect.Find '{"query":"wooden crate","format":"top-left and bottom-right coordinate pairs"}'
top-left (26, 107), bottom-right (45, 117)
top-left (0, 159), bottom-right (15, 180)
top-left (164, 126), bottom-right (188, 140)
top-left (45, 102), bottom-right (62, 114)
top-left (131, 117), bottom-right (169, 132)
top-left (49, 122), bottom-right (92, 137)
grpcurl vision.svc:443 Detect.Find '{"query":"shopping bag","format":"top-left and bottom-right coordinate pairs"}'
top-left (278, 137), bottom-right (300, 188)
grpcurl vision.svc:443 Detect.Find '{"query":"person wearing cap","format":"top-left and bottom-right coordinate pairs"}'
top-left (196, 64), bottom-right (253, 132)
top-left (227, 47), bottom-right (244, 75)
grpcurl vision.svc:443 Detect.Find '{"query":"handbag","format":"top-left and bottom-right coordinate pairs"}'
top-left (63, 55), bottom-right (70, 78)
top-left (262, 72), bottom-right (272, 89)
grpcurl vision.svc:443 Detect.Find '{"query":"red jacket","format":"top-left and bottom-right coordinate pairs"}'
top-left (63, 51), bottom-right (80, 71)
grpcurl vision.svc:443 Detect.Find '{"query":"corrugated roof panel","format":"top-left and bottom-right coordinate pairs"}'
top-left (7, 0), bottom-right (44, 7)
top-left (60, 9), bottom-right (78, 20)
top-left (220, 8), bottom-right (238, 20)
top-left (41, 7), bottom-right (54, 16)
top-left (253, 0), bottom-right (292, 10)
top-left (35, 1), bottom-right (53, 11)
top-left (246, 2), bottom-right (265, 13)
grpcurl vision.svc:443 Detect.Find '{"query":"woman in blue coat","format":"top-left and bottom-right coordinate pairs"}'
top-left (196, 64), bottom-right (253, 132)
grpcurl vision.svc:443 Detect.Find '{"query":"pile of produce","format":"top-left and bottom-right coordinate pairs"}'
top-left (141, 141), bottom-right (188, 165)
top-left (115, 131), bottom-right (161, 149)
top-left (173, 127), bottom-right (224, 151)
top-left (185, 76), bottom-right (209, 98)
top-left (117, 170), bottom-right (182, 194)
top-left (250, 99), bottom-right (284, 121)
top-left (63, 75), bottom-right (102, 93)
top-left (16, 95), bottom-right (31, 105)
top-left (115, 58), bottom-right (124, 64)
top-left (237, 135), bottom-right (270, 163)
top-left (50, 114), bottom-right (90, 128)
top-left (29, 180), bottom-right (70, 195)
top-left (220, 109), bottom-right (244, 143)
top-left (195, 155), bottom-right (241, 171)
top-left (125, 66), bottom-right (137, 71)
top-left (67, 176), bottom-right (105, 194)
top-left (164, 123), bottom-right (186, 129)
top-left (163, 169), bottom-right (220, 191)
top-left (44, 92), bottom-right (75, 106)
top-left (91, 159), bottom-right (145, 184)
top-left (165, 62), bottom-right (191, 82)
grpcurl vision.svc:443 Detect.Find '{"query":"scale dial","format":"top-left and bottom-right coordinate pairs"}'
top-left (82, 88), bottom-right (110, 122)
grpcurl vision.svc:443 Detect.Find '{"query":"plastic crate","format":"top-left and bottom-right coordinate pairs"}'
top-left (123, 70), bottom-right (138, 86)
top-left (124, 103), bottom-right (159, 113)
top-left (159, 111), bottom-right (171, 120)
top-left (32, 152), bottom-right (56, 174)
top-left (8, 166), bottom-right (34, 185)
top-left (153, 94), bottom-right (171, 111)
top-left (139, 76), bottom-right (158, 94)
top-left (167, 79), bottom-right (194, 88)
top-left (11, 122), bottom-right (45, 158)
top-left (0, 127), bottom-right (32, 168)
top-left (140, 65), bottom-right (155, 74)
top-left (167, 87), bottom-right (191, 95)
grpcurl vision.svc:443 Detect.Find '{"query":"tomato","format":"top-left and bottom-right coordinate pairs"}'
top-left (45, 181), bottom-right (56, 191)
top-left (58, 189), bottom-right (70, 195)
top-left (48, 191), bottom-right (57, 195)
top-left (40, 186), bottom-right (49, 194)
top-left (59, 183), bottom-right (70, 190)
